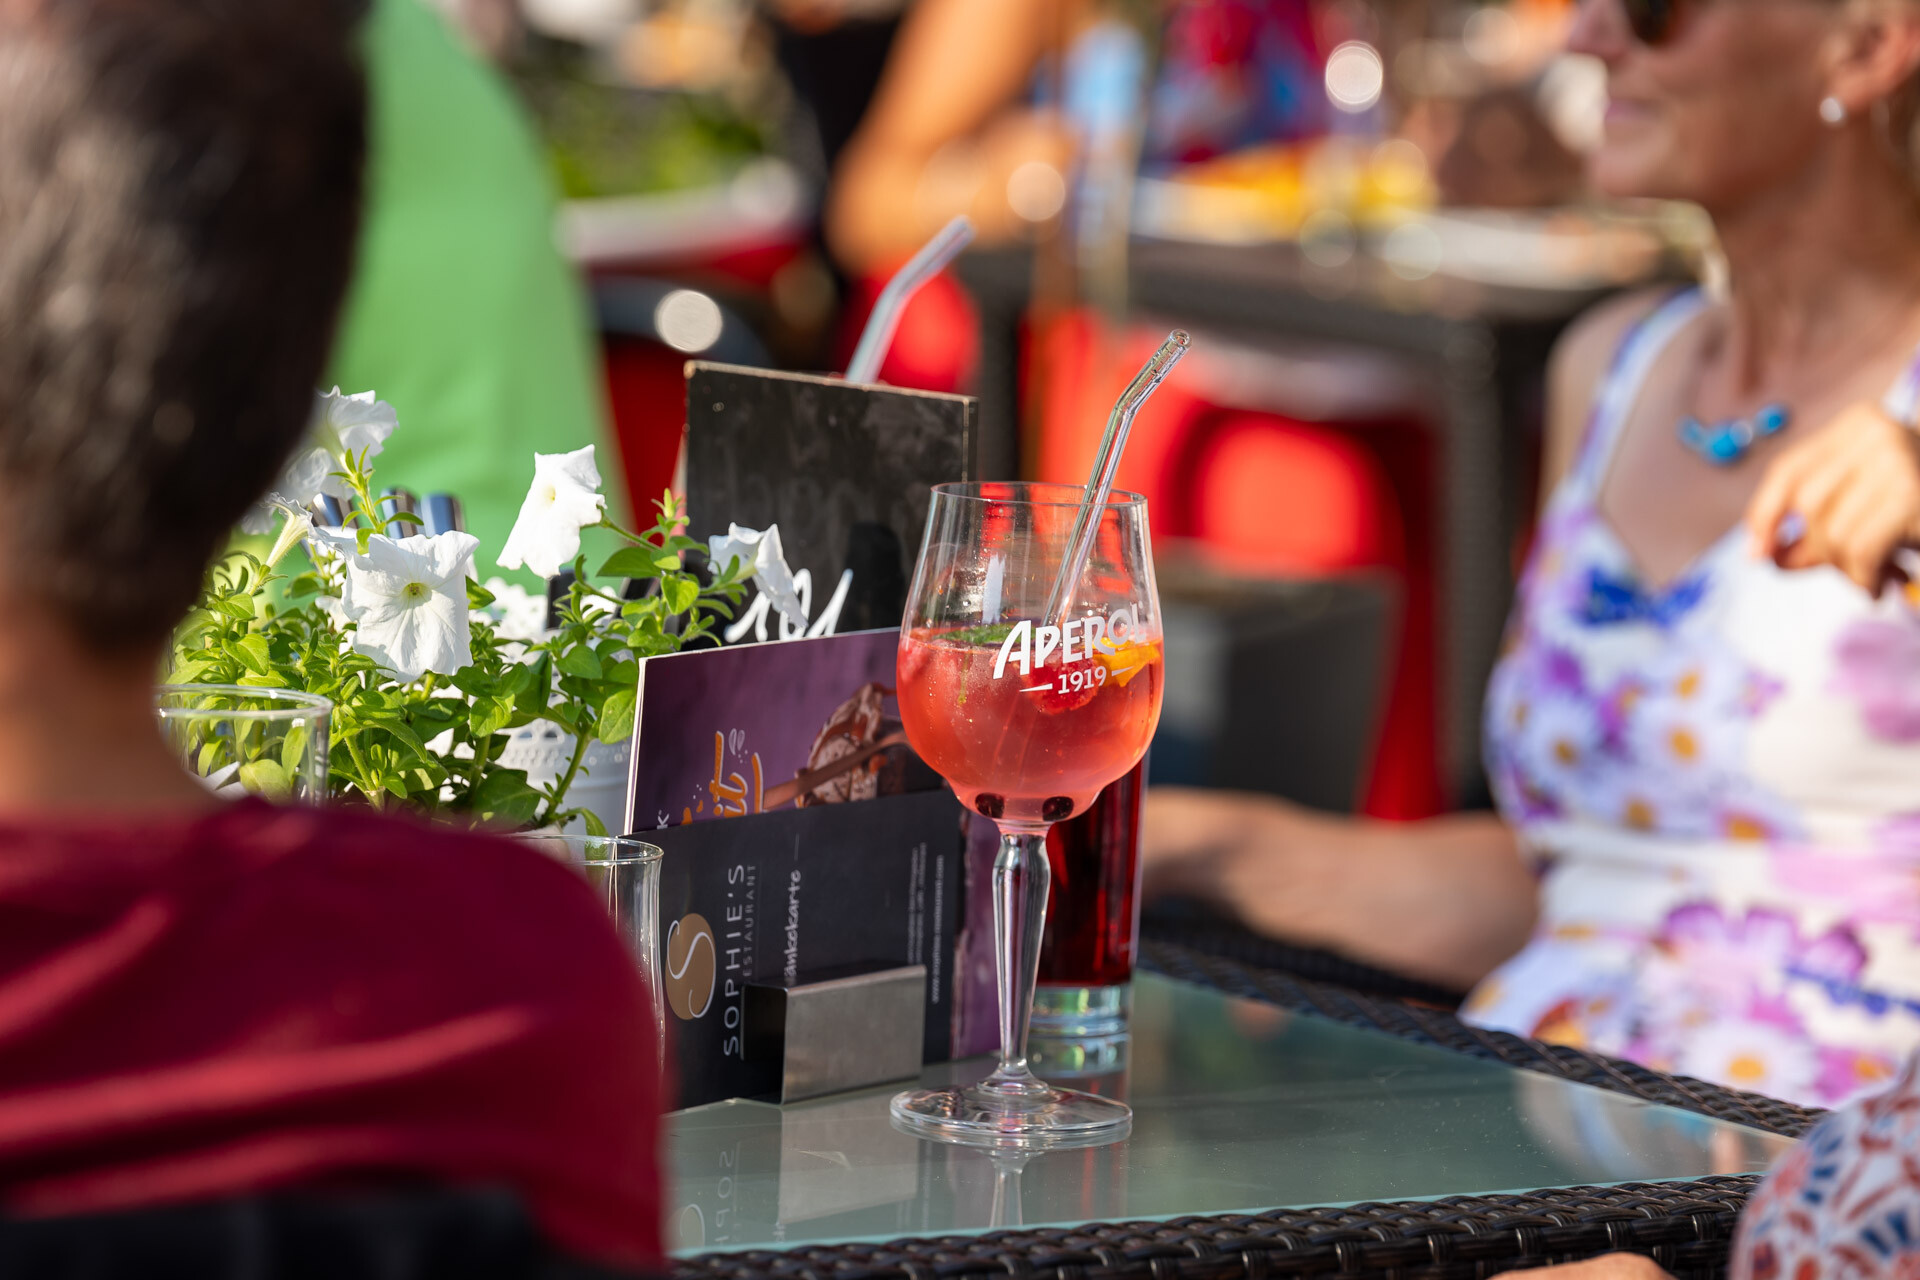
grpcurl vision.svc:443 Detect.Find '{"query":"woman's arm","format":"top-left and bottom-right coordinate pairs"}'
top-left (1142, 788), bottom-right (1537, 991)
top-left (824, 0), bottom-right (1079, 272)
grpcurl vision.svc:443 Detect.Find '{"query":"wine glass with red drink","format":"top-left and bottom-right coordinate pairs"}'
top-left (892, 481), bottom-right (1163, 1144)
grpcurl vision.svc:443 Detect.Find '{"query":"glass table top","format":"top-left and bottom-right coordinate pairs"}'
top-left (668, 974), bottom-right (1794, 1254)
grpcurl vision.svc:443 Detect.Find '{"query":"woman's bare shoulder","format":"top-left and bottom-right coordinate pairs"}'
top-left (1540, 287), bottom-right (1676, 498)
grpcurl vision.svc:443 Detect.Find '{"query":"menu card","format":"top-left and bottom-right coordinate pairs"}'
top-left (650, 792), bottom-right (964, 1109)
top-left (626, 628), bottom-right (939, 833)
top-left (628, 628), bottom-right (982, 1108)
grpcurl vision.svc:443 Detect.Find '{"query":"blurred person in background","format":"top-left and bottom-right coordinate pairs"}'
top-left (1147, 0), bottom-right (1920, 1108)
top-left (828, 0), bottom-right (1327, 275)
top-left (823, 0), bottom-right (1325, 389)
top-left (828, 0), bottom-right (1472, 821)
top-left (0, 0), bottom-right (659, 1263)
top-left (328, 0), bottom-right (623, 567)
top-left (764, 0), bottom-right (910, 184)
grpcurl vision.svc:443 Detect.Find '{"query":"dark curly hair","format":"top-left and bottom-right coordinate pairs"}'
top-left (0, 0), bottom-right (367, 652)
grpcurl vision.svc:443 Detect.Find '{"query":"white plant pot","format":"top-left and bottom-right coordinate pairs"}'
top-left (498, 720), bottom-right (633, 836)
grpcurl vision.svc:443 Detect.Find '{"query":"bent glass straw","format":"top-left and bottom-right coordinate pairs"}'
top-left (1045, 330), bottom-right (1190, 623)
top-left (844, 216), bottom-right (976, 385)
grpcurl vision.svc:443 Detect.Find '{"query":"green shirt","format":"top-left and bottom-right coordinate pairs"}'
top-left (328, 0), bottom-right (621, 581)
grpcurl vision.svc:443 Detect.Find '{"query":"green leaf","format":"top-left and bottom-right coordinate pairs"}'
top-left (512, 654), bottom-right (552, 719)
top-left (467, 579), bottom-right (497, 609)
top-left (225, 634), bottom-right (273, 676)
top-left (170, 657), bottom-right (219, 685)
top-left (216, 595), bottom-right (257, 622)
top-left (279, 723), bottom-right (311, 775)
top-left (946, 622), bottom-right (1019, 647)
top-left (238, 758), bottom-right (293, 800)
top-left (471, 767), bottom-right (543, 827)
top-left (470, 694), bottom-right (513, 740)
top-left (580, 809), bottom-right (609, 838)
top-left (367, 714), bottom-right (431, 765)
top-left (596, 687), bottom-right (637, 742)
top-left (451, 667), bottom-right (498, 699)
top-left (409, 700), bottom-right (464, 736)
top-left (662, 574), bottom-right (699, 614)
top-left (598, 546), bottom-right (665, 580)
top-left (556, 646), bottom-right (603, 680)
top-left (498, 662), bottom-right (534, 699)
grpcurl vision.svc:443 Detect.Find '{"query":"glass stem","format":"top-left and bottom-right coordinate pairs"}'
top-left (986, 827), bottom-right (1051, 1095)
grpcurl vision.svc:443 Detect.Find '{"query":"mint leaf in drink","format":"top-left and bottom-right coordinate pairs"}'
top-left (947, 622), bottom-right (1019, 647)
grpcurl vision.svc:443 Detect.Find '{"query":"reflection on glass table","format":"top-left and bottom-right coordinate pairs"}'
top-left (668, 974), bottom-right (1793, 1254)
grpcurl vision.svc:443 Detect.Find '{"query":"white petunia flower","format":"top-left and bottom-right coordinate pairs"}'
top-left (240, 491), bottom-right (289, 536)
top-left (498, 446), bottom-right (607, 579)
top-left (264, 505), bottom-right (314, 568)
top-left (243, 389), bottom-right (398, 530)
top-left (707, 523), bottom-right (806, 627)
top-left (476, 576), bottom-right (549, 642)
top-left (284, 388), bottom-right (398, 503)
top-left (316, 529), bottom-right (479, 682)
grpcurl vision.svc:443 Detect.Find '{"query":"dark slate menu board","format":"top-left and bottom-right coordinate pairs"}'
top-left (684, 363), bottom-right (976, 632)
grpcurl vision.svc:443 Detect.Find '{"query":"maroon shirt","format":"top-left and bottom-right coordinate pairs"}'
top-left (0, 800), bottom-right (661, 1267)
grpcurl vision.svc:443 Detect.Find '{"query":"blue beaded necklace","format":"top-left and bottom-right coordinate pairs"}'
top-left (1677, 403), bottom-right (1790, 466)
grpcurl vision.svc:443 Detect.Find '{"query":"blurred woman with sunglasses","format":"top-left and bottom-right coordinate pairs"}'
top-left (1147, 0), bottom-right (1920, 1108)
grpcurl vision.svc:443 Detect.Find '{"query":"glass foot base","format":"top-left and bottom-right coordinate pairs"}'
top-left (1031, 983), bottom-right (1130, 1036)
top-left (891, 1080), bottom-right (1132, 1149)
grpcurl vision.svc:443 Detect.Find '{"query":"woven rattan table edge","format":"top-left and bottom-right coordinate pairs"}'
top-left (1137, 941), bottom-right (1824, 1140)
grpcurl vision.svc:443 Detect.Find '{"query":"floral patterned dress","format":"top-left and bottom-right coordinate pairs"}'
top-left (1467, 288), bottom-right (1920, 1108)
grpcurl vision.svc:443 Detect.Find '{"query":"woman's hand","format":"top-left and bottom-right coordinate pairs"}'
top-left (1745, 401), bottom-right (1920, 596)
top-left (1501, 1255), bottom-right (1673, 1280)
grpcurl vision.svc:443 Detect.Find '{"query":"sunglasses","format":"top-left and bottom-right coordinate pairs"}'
top-left (1620, 0), bottom-right (1681, 45)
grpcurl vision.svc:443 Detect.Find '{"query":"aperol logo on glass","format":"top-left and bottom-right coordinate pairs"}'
top-left (664, 912), bottom-right (717, 1020)
top-left (987, 606), bottom-right (1157, 696)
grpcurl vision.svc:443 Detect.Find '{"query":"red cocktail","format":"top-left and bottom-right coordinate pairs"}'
top-left (896, 625), bottom-right (1161, 830)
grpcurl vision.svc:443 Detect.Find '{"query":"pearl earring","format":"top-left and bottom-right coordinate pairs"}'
top-left (1821, 95), bottom-right (1848, 126)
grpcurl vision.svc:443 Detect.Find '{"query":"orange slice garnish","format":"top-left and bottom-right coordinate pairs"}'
top-left (1096, 640), bottom-right (1161, 687)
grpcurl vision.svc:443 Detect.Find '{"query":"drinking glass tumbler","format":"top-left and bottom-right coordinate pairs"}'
top-left (156, 684), bottom-right (332, 802)
top-left (1031, 759), bottom-right (1146, 1036)
top-left (521, 833), bottom-right (667, 1073)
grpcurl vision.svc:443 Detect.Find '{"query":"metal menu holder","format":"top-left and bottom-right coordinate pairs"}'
top-left (683, 362), bottom-right (979, 634)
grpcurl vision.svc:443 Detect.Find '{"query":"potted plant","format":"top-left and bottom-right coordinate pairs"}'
top-left (167, 388), bottom-right (796, 834)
